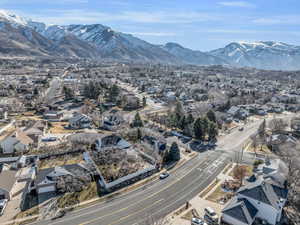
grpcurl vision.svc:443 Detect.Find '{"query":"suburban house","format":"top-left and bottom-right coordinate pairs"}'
top-left (34, 164), bottom-right (90, 194)
top-left (68, 113), bottom-right (92, 129)
top-left (0, 169), bottom-right (18, 200)
top-left (122, 94), bottom-right (140, 110)
top-left (221, 159), bottom-right (288, 225)
top-left (0, 132), bottom-right (31, 155)
top-left (95, 134), bottom-right (131, 151)
top-left (142, 135), bottom-right (167, 153)
top-left (102, 111), bottom-right (124, 131)
top-left (227, 106), bottom-right (250, 120)
top-left (43, 111), bottom-right (63, 122)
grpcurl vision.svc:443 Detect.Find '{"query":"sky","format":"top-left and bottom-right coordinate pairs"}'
top-left (1, 0), bottom-right (300, 51)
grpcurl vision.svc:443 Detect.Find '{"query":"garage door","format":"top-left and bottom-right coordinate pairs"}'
top-left (38, 185), bottom-right (56, 194)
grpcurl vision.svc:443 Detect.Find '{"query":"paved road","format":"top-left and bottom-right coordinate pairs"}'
top-left (30, 118), bottom-right (263, 225)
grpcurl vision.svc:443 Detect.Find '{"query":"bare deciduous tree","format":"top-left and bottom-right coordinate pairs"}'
top-left (233, 165), bottom-right (247, 187)
top-left (268, 118), bottom-right (287, 135)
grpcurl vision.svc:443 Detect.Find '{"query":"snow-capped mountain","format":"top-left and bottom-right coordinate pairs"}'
top-left (0, 11), bottom-right (53, 57)
top-left (32, 24), bottom-right (180, 63)
top-left (162, 42), bottom-right (228, 66)
top-left (209, 41), bottom-right (300, 70)
top-left (0, 10), bottom-right (28, 26)
top-left (0, 10), bottom-right (102, 58)
top-left (1, 10), bottom-right (300, 70)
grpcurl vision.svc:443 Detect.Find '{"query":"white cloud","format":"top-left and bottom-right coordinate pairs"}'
top-left (25, 9), bottom-right (223, 25)
top-left (218, 1), bottom-right (256, 8)
top-left (0, 0), bottom-right (88, 4)
top-left (127, 32), bottom-right (177, 37)
top-left (253, 16), bottom-right (300, 25)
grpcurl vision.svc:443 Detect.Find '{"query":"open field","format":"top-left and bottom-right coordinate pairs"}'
top-left (48, 122), bottom-right (83, 134)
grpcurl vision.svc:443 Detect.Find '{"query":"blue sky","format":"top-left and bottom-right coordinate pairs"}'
top-left (1, 0), bottom-right (300, 51)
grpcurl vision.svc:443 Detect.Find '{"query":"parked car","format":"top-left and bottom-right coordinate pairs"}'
top-left (159, 172), bottom-right (169, 179)
top-left (42, 137), bottom-right (57, 142)
top-left (191, 217), bottom-right (208, 225)
top-left (238, 127), bottom-right (244, 131)
top-left (204, 207), bottom-right (218, 224)
top-left (0, 199), bottom-right (8, 216)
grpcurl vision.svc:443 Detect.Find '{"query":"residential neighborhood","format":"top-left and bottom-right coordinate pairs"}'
top-left (0, 59), bottom-right (299, 225)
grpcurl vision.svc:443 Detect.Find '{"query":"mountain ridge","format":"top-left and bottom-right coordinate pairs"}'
top-left (0, 10), bottom-right (300, 70)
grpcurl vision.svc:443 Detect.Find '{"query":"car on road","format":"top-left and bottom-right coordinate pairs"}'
top-left (159, 172), bottom-right (169, 179)
top-left (191, 217), bottom-right (208, 225)
top-left (238, 127), bottom-right (244, 131)
top-left (204, 207), bottom-right (218, 224)
top-left (51, 210), bottom-right (66, 220)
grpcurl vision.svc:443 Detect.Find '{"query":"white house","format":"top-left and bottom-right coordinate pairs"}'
top-left (0, 135), bottom-right (30, 155)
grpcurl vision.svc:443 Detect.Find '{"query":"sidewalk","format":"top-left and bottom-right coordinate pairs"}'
top-left (167, 163), bottom-right (236, 225)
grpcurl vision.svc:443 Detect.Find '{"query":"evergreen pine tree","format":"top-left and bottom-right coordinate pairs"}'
top-left (169, 142), bottom-right (180, 161)
top-left (132, 112), bottom-right (143, 127)
top-left (142, 96), bottom-right (147, 107)
top-left (194, 118), bottom-right (204, 140)
top-left (208, 122), bottom-right (218, 141)
top-left (207, 110), bottom-right (217, 123)
top-left (186, 113), bottom-right (194, 124)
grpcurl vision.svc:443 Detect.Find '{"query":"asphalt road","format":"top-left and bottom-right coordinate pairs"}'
top-left (30, 118), bottom-right (263, 225)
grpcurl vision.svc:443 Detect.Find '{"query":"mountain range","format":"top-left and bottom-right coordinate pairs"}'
top-left (1, 10), bottom-right (300, 70)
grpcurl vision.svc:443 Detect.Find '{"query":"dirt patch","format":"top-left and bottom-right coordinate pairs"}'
top-left (206, 185), bottom-right (226, 203)
top-left (57, 182), bottom-right (98, 208)
top-left (39, 152), bottom-right (84, 169)
top-left (48, 122), bottom-right (78, 134)
top-left (247, 144), bottom-right (272, 154)
top-left (13, 206), bottom-right (39, 220)
top-left (181, 209), bottom-right (195, 221)
top-left (92, 147), bottom-right (151, 183)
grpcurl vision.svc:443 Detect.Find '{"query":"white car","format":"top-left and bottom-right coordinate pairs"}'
top-left (159, 172), bottom-right (169, 179)
top-left (204, 207), bottom-right (218, 224)
top-left (0, 199), bottom-right (8, 216)
top-left (191, 217), bottom-right (208, 225)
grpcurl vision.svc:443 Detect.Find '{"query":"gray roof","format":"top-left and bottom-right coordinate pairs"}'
top-left (238, 179), bottom-right (288, 210)
top-left (223, 197), bottom-right (258, 225)
top-left (69, 114), bottom-right (91, 124)
top-left (0, 170), bottom-right (17, 192)
top-left (36, 164), bottom-right (89, 185)
top-left (0, 136), bottom-right (19, 147)
top-left (227, 106), bottom-right (240, 115)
